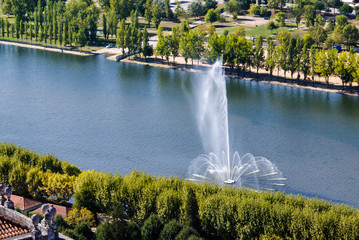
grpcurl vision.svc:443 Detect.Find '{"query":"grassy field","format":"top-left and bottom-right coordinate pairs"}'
top-left (244, 23), bottom-right (307, 38)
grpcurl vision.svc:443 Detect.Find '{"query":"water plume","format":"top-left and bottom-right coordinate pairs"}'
top-left (188, 60), bottom-right (285, 190)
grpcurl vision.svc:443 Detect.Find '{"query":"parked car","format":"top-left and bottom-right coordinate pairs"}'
top-left (333, 45), bottom-right (341, 53)
top-left (106, 44), bottom-right (114, 48)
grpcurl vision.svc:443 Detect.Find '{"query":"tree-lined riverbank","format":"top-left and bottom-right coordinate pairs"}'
top-left (2, 38), bottom-right (358, 97)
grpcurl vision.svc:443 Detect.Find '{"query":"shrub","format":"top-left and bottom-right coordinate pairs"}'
top-left (156, 190), bottom-right (182, 222)
top-left (73, 223), bottom-right (95, 240)
top-left (55, 215), bottom-right (69, 232)
top-left (249, 4), bottom-right (260, 15)
top-left (159, 219), bottom-right (183, 240)
top-left (175, 226), bottom-right (200, 240)
top-left (205, 9), bottom-right (217, 23)
top-left (141, 214), bottom-right (164, 240)
top-left (96, 220), bottom-right (140, 240)
top-left (66, 208), bottom-right (95, 228)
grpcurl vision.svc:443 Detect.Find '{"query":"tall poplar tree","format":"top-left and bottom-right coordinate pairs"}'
top-left (102, 14), bottom-right (107, 39)
top-left (253, 35), bottom-right (264, 73)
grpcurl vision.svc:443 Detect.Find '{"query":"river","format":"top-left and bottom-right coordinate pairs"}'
top-left (1, 44), bottom-right (359, 208)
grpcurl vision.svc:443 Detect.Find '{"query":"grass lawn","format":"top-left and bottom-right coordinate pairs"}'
top-left (244, 23), bottom-right (307, 38)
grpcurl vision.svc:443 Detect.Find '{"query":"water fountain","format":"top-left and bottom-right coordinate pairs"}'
top-left (188, 61), bottom-right (286, 190)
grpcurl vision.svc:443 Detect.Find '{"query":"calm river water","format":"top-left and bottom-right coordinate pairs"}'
top-left (1, 44), bottom-right (359, 208)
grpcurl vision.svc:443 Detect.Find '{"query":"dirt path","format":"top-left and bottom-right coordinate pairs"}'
top-left (0, 40), bottom-right (94, 56)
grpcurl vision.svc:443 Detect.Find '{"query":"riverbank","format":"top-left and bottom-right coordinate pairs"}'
top-left (120, 54), bottom-right (359, 97)
top-left (0, 39), bottom-right (95, 56)
top-left (2, 39), bottom-right (358, 97)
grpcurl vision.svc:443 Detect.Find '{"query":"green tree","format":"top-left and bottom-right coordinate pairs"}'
top-left (159, 220), bottom-right (183, 240)
top-left (265, 39), bottom-right (276, 77)
top-left (315, 16), bottom-right (325, 27)
top-left (175, 226), bottom-right (200, 240)
top-left (225, 0), bottom-right (241, 18)
top-left (260, 6), bottom-right (268, 16)
top-left (66, 207), bottom-right (95, 228)
top-left (253, 35), bottom-right (265, 74)
top-left (72, 223), bottom-right (95, 240)
top-left (267, 20), bottom-right (277, 33)
top-left (249, 4), bottom-right (260, 15)
top-left (157, 189), bottom-right (182, 222)
top-left (326, 17), bottom-right (335, 33)
top-left (340, 3), bottom-right (353, 15)
top-left (304, 5), bottom-right (315, 27)
top-left (309, 46), bottom-right (317, 81)
top-left (335, 51), bottom-right (356, 88)
top-left (142, 26), bottom-right (153, 59)
top-left (102, 14), bottom-right (107, 39)
top-left (188, 0), bottom-right (204, 18)
top-left (355, 6), bottom-right (359, 19)
top-left (205, 9), bottom-right (217, 23)
top-left (130, 10), bottom-right (139, 29)
top-left (19, 20), bottom-right (23, 39)
top-left (327, 0), bottom-right (343, 14)
top-left (26, 168), bottom-right (45, 200)
top-left (290, 4), bottom-right (303, 28)
top-left (182, 187), bottom-right (200, 232)
top-left (204, 0), bottom-right (217, 12)
top-left (335, 15), bottom-right (348, 26)
top-left (174, 1), bottom-right (184, 19)
top-left (141, 214), bottom-right (164, 240)
top-left (189, 30), bottom-right (205, 65)
top-left (276, 12), bottom-right (286, 27)
top-left (309, 26), bottom-right (327, 47)
top-left (9, 162), bottom-right (29, 196)
top-left (42, 171), bottom-right (76, 203)
top-left (315, 48), bottom-right (337, 85)
top-left (1, 0), bottom-right (13, 15)
top-left (206, 33), bottom-right (226, 63)
top-left (116, 19), bottom-right (126, 54)
top-left (170, 25), bottom-right (180, 63)
top-left (300, 45), bottom-right (310, 81)
top-left (287, 37), bottom-right (298, 79)
top-left (152, 3), bottom-right (162, 29)
top-left (144, 0), bottom-right (152, 26)
top-left (155, 26), bottom-right (167, 63)
top-left (164, 0), bottom-right (173, 20)
top-left (342, 24), bottom-right (359, 48)
top-left (268, 0), bottom-right (286, 10)
top-left (86, 4), bottom-right (100, 43)
top-left (58, 21), bottom-right (62, 45)
top-left (303, 33), bottom-right (314, 48)
top-left (314, 1), bottom-right (325, 13)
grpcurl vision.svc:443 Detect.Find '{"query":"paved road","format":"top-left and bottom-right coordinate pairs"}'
top-left (170, 0), bottom-right (225, 10)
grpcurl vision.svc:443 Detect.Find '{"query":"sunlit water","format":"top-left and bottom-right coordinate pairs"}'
top-left (1, 45), bottom-right (359, 207)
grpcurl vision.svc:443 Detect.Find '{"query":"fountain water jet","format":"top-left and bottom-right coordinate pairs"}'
top-left (188, 60), bottom-right (286, 190)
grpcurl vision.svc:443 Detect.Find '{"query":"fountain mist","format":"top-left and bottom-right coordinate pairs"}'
top-left (188, 61), bottom-right (286, 190)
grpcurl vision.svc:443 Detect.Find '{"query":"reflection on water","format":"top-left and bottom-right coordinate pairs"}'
top-left (1, 44), bottom-right (359, 208)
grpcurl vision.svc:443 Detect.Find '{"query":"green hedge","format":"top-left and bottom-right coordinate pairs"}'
top-left (1, 143), bottom-right (358, 239)
top-left (0, 143), bottom-right (81, 203)
top-left (74, 170), bottom-right (359, 240)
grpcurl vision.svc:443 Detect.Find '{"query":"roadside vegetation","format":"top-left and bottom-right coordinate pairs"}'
top-left (0, 143), bottom-right (359, 240)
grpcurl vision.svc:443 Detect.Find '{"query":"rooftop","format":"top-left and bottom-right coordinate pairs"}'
top-left (0, 213), bottom-right (29, 239)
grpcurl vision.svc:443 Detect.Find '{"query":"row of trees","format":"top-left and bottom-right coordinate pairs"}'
top-left (1, 143), bottom-right (359, 239)
top-left (73, 170), bottom-right (359, 240)
top-left (0, 0), bottom-right (99, 46)
top-left (126, 20), bottom-right (357, 87)
top-left (0, 143), bottom-right (81, 203)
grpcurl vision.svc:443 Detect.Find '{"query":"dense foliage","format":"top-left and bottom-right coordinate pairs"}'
top-left (0, 143), bottom-right (81, 202)
top-left (74, 170), bottom-right (359, 240)
top-left (1, 143), bottom-right (359, 239)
